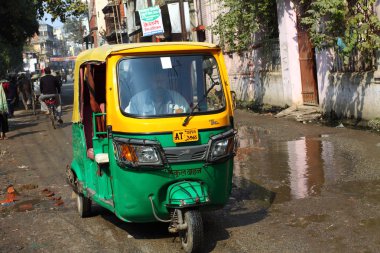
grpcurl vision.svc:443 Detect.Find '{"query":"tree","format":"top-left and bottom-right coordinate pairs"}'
top-left (0, 0), bottom-right (86, 77)
top-left (0, 0), bottom-right (40, 76)
top-left (211, 0), bottom-right (380, 61)
top-left (35, 0), bottom-right (87, 23)
top-left (209, 0), bottom-right (279, 52)
top-left (64, 16), bottom-right (87, 45)
top-left (300, 0), bottom-right (380, 57)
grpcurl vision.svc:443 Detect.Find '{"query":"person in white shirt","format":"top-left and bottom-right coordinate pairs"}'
top-left (125, 73), bottom-right (189, 116)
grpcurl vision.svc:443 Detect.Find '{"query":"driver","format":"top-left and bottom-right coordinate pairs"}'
top-left (125, 72), bottom-right (189, 116)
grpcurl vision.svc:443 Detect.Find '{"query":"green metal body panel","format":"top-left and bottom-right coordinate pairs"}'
top-left (71, 123), bottom-right (234, 223)
top-left (71, 123), bottom-right (114, 210)
top-left (71, 124), bottom-right (86, 181)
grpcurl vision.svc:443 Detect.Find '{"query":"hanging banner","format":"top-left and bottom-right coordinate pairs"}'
top-left (138, 6), bottom-right (164, 37)
top-left (168, 2), bottom-right (190, 33)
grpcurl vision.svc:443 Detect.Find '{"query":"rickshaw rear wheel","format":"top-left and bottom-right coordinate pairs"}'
top-left (76, 193), bottom-right (92, 218)
top-left (180, 210), bottom-right (203, 253)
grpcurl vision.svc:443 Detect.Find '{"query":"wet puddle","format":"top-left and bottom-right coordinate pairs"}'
top-left (234, 126), bottom-right (353, 203)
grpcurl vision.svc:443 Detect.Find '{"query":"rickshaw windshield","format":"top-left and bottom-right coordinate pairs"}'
top-left (118, 54), bottom-right (225, 117)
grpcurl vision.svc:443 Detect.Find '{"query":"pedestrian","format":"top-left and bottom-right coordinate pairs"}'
top-left (6, 75), bottom-right (18, 117)
top-left (39, 67), bottom-right (63, 124)
top-left (1, 80), bottom-right (10, 115)
top-left (0, 83), bottom-right (9, 139)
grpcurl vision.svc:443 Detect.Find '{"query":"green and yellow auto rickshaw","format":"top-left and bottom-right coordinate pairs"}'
top-left (66, 42), bottom-right (236, 252)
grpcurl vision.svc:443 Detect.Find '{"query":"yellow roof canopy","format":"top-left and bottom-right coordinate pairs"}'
top-left (75, 42), bottom-right (219, 64)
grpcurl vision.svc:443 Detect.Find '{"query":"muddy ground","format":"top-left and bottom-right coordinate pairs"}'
top-left (1, 82), bottom-right (380, 252)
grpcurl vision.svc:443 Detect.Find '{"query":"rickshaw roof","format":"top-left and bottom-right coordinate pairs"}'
top-left (75, 42), bottom-right (219, 63)
top-left (72, 42), bottom-right (220, 123)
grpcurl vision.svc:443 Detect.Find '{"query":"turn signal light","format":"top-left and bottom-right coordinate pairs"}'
top-left (120, 144), bottom-right (138, 163)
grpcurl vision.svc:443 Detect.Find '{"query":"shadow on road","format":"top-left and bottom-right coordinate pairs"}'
top-left (8, 120), bottom-right (39, 132)
top-left (9, 130), bottom-right (46, 138)
top-left (202, 177), bottom-right (276, 252)
top-left (88, 206), bottom-right (172, 240)
top-left (81, 177), bottom-right (276, 252)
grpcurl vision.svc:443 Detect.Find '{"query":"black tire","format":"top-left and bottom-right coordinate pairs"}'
top-left (180, 210), bottom-right (203, 253)
top-left (48, 106), bottom-right (56, 129)
top-left (76, 192), bottom-right (92, 218)
top-left (49, 112), bottom-right (55, 129)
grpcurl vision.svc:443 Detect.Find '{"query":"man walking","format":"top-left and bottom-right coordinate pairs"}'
top-left (0, 82), bottom-right (9, 139)
top-left (39, 67), bottom-right (63, 124)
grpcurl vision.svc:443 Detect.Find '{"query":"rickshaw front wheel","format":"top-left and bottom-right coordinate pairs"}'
top-left (76, 192), bottom-right (92, 218)
top-left (180, 210), bottom-right (203, 253)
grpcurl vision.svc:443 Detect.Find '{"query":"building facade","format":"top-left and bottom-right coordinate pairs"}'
top-left (30, 24), bottom-right (55, 70)
top-left (82, 0), bottom-right (380, 121)
top-left (88, 0), bottom-right (109, 47)
top-left (86, 0), bottom-right (202, 45)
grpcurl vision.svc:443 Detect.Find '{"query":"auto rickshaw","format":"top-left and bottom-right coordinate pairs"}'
top-left (67, 42), bottom-right (236, 252)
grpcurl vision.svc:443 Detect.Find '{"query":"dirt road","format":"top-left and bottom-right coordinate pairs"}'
top-left (1, 82), bottom-right (380, 252)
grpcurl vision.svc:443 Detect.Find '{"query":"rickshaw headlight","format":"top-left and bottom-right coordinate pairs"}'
top-left (113, 138), bottom-right (165, 168)
top-left (207, 129), bottom-right (237, 163)
top-left (212, 139), bottom-right (229, 157)
top-left (135, 146), bottom-right (160, 163)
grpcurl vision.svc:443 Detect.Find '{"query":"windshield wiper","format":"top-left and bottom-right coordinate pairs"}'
top-left (182, 80), bottom-right (219, 126)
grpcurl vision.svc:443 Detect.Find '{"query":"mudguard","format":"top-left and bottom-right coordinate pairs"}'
top-left (166, 181), bottom-right (209, 207)
top-left (70, 160), bottom-right (84, 181)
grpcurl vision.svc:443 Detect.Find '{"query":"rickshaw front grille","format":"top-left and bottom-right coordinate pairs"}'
top-left (164, 145), bottom-right (208, 163)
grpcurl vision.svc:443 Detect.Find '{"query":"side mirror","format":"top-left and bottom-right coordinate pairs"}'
top-left (230, 91), bottom-right (237, 110)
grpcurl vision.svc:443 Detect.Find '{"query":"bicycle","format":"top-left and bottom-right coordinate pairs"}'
top-left (43, 97), bottom-right (58, 129)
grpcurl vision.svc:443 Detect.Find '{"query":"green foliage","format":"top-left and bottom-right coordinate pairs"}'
top-left (0, 0), bottom-right (39, 76)
top-left (210, 0), bottom-right (380, 59)
top-left (300, 0), bottom-right (380, 56)
top-left (0, 42), bottom-right (24, 77)
top-left (210, 0), bottom-right (278, 52)
top-left (35, 0), bottom-right (87, 23)
top-left (0, 0), bottom-right (40, 46)
top-left (0, 0), bottom-right (86, 76)
top-left (368, 118), bottom-right (380, 131)
top-left (64, 16), bottom-right (87, 44)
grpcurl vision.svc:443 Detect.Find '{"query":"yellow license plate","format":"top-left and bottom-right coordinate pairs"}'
top-left (173, 129), bottom-right (199, 143)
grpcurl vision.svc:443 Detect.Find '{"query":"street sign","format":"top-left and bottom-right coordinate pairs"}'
top-left (50, 56), bottom-right (77, 62)
top-left (138, 6), bottom-right (164, 37)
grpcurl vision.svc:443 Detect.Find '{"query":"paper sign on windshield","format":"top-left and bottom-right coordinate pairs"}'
top-left (160, 57), bottom-right (172, 69)
top-left (139, 6), bottom-right (164, 37)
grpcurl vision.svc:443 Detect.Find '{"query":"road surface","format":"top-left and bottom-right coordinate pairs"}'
top-left (1, 81), bottom-right (380, 252)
